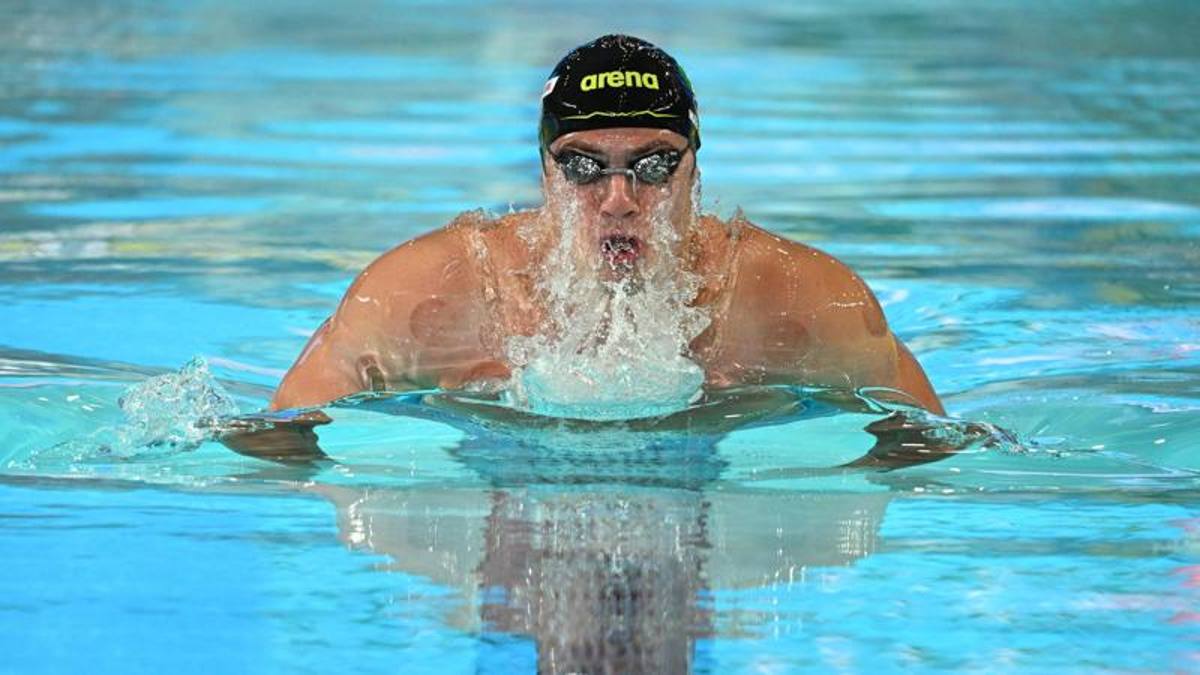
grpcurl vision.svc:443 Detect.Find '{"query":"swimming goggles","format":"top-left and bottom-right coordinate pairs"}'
top-left (552, 149), bottom-right (684, 187)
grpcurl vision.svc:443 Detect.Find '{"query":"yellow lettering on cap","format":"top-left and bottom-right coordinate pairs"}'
top-left (578, 71), bottom-right (660, 92)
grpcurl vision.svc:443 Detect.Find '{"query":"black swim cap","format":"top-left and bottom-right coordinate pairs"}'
top-left (539, 34), bottom-right (700, 151)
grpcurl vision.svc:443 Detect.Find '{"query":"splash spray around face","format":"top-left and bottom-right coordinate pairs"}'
top-left (504, 172), bottom-right (709, 420)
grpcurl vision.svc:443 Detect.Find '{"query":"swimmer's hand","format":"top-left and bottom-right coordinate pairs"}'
top-left (844, 409), bottom-right (1016, 469)
top-left (217, 409), bottom-right (332, 464)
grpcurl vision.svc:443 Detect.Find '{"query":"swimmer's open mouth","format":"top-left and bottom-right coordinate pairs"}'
top-left (600, 234), bottom-right (641, 268)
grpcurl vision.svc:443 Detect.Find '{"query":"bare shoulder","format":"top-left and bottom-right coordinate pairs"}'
top-left (270, 210), bottom-right (530, 409)
top-left (347, 209), bottom-right (536, 300)
top-left (705, 215), bottom-right (942, 412)
top-left (344, 212), bottom-right (482, 305)
top-left (731, 219), bottom-right (888, 337)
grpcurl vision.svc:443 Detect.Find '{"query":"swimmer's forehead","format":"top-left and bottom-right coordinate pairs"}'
top-left (550, 128), bottom-right (689, 158)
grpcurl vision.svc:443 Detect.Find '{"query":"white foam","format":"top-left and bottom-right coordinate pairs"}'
top-left (504, 174), bottom-right (709, 420)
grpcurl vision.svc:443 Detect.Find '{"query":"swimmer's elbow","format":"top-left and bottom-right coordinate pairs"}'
top-left (269, 324), bottom-right (367, 411)
top-left (269, 380), bottom-right (315, 411)
top-left (269, 367), bottom-right (358, 411)
top-left (891, 337), bottom-right (945, 416)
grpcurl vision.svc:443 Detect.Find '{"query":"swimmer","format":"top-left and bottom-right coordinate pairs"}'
top-left (228, 35), bottom-right (945, 460)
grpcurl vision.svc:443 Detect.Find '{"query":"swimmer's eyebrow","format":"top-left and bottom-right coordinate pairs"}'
top-left (630, 140), bottom-right (686, 156)
top-left (557, 140), bottom-right (685, 158)
top-left (555, 141), bottom-right (605, 156)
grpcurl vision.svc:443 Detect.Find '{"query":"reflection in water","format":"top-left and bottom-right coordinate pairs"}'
top-left (1, 1), bottom-right (1198, 670)
top-left (478, 487), bottom-right (707, 673)
top-left (313, 425), bottom-right (891, 673)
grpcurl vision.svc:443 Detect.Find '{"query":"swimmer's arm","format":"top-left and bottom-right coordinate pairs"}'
top-left (791, 331), bottom-right (944, 417)
top-left (269, 227), bottom-right (473, 411)
top-left (889, 336), bottom-right (945, 415)
top-left (219, 317), bottom-right (361, 464)
top-left (844, 304), bottom-right (958, 468)
top-left (744, 231), bottom-right (944, 416)
top-left (223, 266), bottom-right (411, 461)
top-left (269, 318), bottom-right (367, 411)
top-left (833, 323), bottom-right (944, 416)
top-left (818, 260), bottom-right (944, 416)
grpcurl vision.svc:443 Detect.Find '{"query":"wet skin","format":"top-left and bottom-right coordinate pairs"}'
top-left (267, 127), bottom-right (944, 416)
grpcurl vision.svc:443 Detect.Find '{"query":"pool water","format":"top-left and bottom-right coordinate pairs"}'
top-left (3, 1), bottom-right (1199, 671)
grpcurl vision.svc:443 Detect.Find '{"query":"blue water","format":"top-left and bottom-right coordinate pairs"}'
top-left (3, 1), bottom-right (1200, 672)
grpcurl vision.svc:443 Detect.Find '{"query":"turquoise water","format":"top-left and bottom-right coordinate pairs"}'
top-left (3, 1), bottom-right (1200, 672)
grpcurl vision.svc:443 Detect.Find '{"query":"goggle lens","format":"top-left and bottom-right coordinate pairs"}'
top-left (553, 150), bottom-right (683, 186)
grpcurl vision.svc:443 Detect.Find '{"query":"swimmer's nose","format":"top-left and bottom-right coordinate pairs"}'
top-left (599, 172), bottom-right (638, 219)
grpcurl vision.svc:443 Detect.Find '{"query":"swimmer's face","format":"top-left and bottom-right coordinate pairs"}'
top-left (542, 128), bottom-right (697, 278)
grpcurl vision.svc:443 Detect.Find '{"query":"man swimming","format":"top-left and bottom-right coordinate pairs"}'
top-left (265, 34), bottom-right (944, 421)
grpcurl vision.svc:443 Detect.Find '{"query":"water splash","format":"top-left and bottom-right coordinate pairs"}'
top-left (503, 172), bottom-right (709, 420)
top-left (115, 355), bottom-right (241, 450)
top-left (23, 356), bottom-right (240, 465)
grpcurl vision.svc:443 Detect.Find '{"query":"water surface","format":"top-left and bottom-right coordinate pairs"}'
top-left (2, 0), bottom-right (1199, 671)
